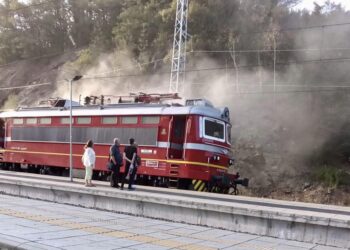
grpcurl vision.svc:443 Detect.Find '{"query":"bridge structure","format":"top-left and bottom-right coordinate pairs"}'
top-left (0, 170), bottom-right (349, 249)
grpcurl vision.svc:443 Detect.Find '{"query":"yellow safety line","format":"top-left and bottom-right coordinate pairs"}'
top-left (0, 207), bottom-right (218, 250)
top-left (1, 149), bottom-right (228, 170)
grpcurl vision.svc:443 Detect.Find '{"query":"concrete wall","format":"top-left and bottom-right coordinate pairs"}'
top-left (0, 177), bottom-right (349, 248)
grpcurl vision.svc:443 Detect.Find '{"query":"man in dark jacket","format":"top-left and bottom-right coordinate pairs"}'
top-left (110, 138), bottom-right (123, 188)
top-left (121, 138), bottom-right (137, 190)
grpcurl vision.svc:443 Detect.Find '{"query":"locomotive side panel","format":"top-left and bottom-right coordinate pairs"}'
top-left (0, 102), bottom-right (236, 192)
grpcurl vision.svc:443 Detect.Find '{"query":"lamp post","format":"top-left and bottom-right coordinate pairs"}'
top-left (69, 75), bottom-right (83, 182)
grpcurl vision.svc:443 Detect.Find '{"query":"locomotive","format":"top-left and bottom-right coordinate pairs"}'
top-left (0, 93), bottom-right (248, 194)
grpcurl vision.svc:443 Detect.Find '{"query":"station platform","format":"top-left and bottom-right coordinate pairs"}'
top-left (0, 170), bottom-right (349, 249)
top-left (0, 194), bottom-right (346, 250)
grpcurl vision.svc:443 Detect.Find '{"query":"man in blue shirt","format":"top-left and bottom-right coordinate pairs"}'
top-left (109, 138), bottom-right (123, 188)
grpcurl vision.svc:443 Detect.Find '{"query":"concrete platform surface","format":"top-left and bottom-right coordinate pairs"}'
top-left (0, 194), bottom-right (347, 250)
top-left (0, 171), bottom-right (350, 248)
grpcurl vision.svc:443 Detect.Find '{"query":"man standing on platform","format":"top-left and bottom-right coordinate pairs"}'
top-left (121, 138), bottom-right (137, 190)
top-left (110, 138), bottom-right (123, 188)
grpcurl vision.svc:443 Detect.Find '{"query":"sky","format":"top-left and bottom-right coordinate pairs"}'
top-left (294, 0), bottom-right (350, 11)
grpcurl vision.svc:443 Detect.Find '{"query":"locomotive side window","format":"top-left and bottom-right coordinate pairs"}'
top-left (142, 116), bottom-right (159, 124)
top-left (102, 117), bottom-right (117, 124)
top-left (26, 118), bottom-right (37, 124)
top-left (77, 117), bottom-right (91, 124)
top-left (203, 117), bottom-right (225, 142)
top-left (122, 116), bottom-right (138, 124)
top-left (61, 117), bottom-right (73, 124)
top-left (39, 118), bottom-right (51, 124)
top-left (13, 118), bottom-right (24, 125)
top-left (11, 127), bottom-right (158, 146)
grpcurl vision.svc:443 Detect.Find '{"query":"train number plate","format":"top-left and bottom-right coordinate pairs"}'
top-left (145, 160), bottom-right (158, 168)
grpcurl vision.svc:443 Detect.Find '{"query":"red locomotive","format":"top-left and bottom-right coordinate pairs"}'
top-left (0, 93), bottom-right (247, 194)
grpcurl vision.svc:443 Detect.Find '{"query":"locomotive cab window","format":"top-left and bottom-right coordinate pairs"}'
top-left (226, 124), bottom-right (232, 145)
top-left (203, 117), bottom-right (225, 142)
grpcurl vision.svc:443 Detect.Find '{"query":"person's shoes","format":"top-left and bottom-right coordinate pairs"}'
top-left (120, 186), bottom-right (124, 190)
top-left (127, 187), bottom-right (135, 191)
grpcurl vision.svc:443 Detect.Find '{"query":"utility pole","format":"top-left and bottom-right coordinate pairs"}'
top-left (169, 0), bottom-right (189, 93)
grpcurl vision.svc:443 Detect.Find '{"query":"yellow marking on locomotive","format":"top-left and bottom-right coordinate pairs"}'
top-left (193, 180), bottom-right (201, 190)
top-left (3, 149), bottom-right (228, 170)
top-left (192, 179), bottom-right (207, 192)
top-left (198, 182), bottom-right (206, 192)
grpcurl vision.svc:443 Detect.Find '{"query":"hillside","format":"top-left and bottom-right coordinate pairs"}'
top-left (1, 0), bottom-right (350, 204)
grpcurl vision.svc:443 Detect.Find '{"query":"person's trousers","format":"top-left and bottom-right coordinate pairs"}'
top-left (110, 166), bottom-right (120, 187)
top-left (84, 166), bottom-right (93, 182)
top-left (121, 165), bottom-right (136, 189)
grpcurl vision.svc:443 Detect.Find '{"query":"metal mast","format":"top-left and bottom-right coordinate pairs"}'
top-left (169, 0), bottom-right (188, 93)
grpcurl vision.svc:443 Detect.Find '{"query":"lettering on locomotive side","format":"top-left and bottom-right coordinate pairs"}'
top-left (10, 146), bottom-right (27, 151)
top-left (145, 160), bottom-right (159, 168)
top-left (141, 149), bottom-right (153, 154)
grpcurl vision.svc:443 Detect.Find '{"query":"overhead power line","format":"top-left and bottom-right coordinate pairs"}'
top-left (0, 81), bottom-right (54, 91)
top-left (239, 21), bottom-right (350, 35)
top-left (229, 88), bottom-right (350, 95)
top-left (82, 56), bottom-right (350, 80)
top-left (0, 49), bottom-right (81, 69)
top-left (191, 47), bottom-right (350, 54)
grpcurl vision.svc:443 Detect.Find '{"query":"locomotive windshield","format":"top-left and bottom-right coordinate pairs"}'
top-left (203, 117), bottom-right (225, 142)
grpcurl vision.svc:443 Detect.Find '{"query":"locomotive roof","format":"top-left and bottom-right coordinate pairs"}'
top-left (0, 103), bottom-right (229, 122)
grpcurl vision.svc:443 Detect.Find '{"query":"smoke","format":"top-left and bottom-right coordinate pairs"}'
top-left (42, 5), bottom-right (350, 193)
top-left (53, 50), bottom-right (171, 102)
top-left (184, 12), bottom-right (350, 192)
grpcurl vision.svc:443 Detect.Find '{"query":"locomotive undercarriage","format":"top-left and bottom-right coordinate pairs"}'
top-left (0, 162), bottom-right (247, 194)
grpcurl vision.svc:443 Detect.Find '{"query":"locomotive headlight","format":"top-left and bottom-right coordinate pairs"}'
top-left (212, 155), bottom-right (221, 161)
top-left (229, 158), bottom-right (235, 166)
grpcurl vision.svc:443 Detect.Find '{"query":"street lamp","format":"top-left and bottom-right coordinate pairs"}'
top-left (69, 75), bottom-right (83, 182)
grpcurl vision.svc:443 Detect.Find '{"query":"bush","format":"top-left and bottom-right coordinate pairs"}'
top-left (2, 95), bottom-right (19, 110)
top-left (314, 165), bottom-right (349, 188)
top-left (73, 49), bottom-right (94, 69)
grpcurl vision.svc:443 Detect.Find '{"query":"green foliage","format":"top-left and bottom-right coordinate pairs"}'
top-left (0, 0), bottom-right (346, 70)
top-left (112, 0), bottom-right (173, 70)
top-left (2, 94), bottom-right (19, 110)
top-left (73, 49), bottom-right (94, 69)
top-left (314, 166), bottom-right (349, 188)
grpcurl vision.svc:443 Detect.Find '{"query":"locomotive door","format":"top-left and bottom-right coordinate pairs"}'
top-left (0, 119), bottom-right (4, 148)
top-left (168, 115), bottom-right (186, 159)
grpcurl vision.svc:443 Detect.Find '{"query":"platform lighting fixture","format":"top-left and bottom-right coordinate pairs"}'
top-left (69, 75), bottom-right (83, 182)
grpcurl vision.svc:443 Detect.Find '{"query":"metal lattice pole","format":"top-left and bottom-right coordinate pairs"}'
top-left (169, 0), bottom-right (188, 93)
